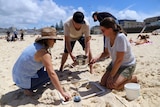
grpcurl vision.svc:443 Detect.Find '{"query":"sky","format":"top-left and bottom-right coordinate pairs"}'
top-left (0, 0), bottom-right (160, 29)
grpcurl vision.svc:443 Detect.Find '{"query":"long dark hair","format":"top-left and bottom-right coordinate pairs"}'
top-left (100, 17), bottom-right (127, 36)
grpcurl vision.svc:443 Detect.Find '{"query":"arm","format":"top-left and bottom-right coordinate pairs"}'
top-left (83, 23), bottom-right (91, 57)
top-left (38, 50), bottom-right (70, 100)
top-left (91, 47), bottom-right (110, 63)
top-left (110, 52), bottom-right (124, 77)
top-left (106, 52), bottom-right (124, 89)
top-left (84, 36), bottom-right (91, 57)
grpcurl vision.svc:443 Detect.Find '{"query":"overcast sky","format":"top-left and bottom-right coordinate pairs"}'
top-left (0, 0), bottom-right (159, 29)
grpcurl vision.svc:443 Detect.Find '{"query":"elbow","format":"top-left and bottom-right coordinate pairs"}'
top-left (49, 71), bottom-right (56, 77)
top-left (46, 69), bottom-right (56, 78)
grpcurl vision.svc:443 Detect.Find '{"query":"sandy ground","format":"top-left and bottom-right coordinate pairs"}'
top-left (0, 33), bottom-right (160, 107)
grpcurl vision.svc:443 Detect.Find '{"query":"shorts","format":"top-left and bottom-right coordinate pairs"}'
top-left (64, 36), bottom-right (85, 53)
top-left (29, 67), bottom-right (50, 91)
top-left (106, 62), bottom-right (136, 79)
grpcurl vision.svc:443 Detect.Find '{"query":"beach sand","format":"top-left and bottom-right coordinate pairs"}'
top-left (0, 33), bottom-right (160, 107)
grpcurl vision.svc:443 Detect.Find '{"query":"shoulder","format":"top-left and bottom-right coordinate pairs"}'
top-left (82, 18), bottom-right (90, 29)
top-left (117, 33), bottom-right (126, 39)
top-left (84, 18), bottom-right (89, 25)
top-left (116, 33), bottom-right (128, 42)
top-left (34, 49), bottom-right (49, 62)
top-left (64, 17), bottom-right (72, 26)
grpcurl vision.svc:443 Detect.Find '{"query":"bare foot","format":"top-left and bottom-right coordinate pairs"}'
top-left (24, 90), bottom-right (34, 96)
top-left (130, 75), bottom-right (138, 83)
top-left (70, 62), bottom-right (77, 68)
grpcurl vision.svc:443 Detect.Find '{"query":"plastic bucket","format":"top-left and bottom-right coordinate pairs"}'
top-left (76, 55), bottom-right (88, 66)
top-left (124, 83), bottom-right (140, 100)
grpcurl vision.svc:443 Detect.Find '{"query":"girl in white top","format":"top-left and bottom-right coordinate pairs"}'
top-left (91, 17), bottom-right (137, 90)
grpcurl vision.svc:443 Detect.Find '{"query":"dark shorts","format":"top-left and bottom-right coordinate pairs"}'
top-left (64, 36), bottom-right (85, 53)
top-left (29, 67), bottom-right (50, 91)
top-left (106, 62), bottom-right (136, 79)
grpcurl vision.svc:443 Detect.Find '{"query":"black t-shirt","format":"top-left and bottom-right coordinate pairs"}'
top-left (97, 12), bottom-right (117, 22)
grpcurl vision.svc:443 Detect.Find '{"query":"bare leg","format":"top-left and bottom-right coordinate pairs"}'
top-left (113, 75), bottom-right (137, 90)
top-left (100, 71), bottom-right (110, 86)
top-left (88, 48), bottom-right (93, 73)
top-left (59, 53), bottom-right (68, 71)
top-left (89, 64), bottom-right (93, 74)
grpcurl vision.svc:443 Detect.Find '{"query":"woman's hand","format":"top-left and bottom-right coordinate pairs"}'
top-left (90, 57), bottom-right (98, 64)
top-left (70, 53), bottom-right (76, 62)
top-left (61, 92), bottom-right (71, 101)
top-left (106, 75), bottom-right (115, 89)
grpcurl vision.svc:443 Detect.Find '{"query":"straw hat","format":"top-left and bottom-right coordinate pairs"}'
top-left (35, 27), bottom-right (63, 42)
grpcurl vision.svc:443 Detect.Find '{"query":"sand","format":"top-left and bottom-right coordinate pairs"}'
top-left (0, 33), bottom-right (160, 107)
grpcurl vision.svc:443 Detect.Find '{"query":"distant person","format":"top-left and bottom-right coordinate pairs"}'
top-left (137, 34), bottom-right (149, 40)
top-left (59, 11), bottom-right (93, 73)
top-left (90, 17), bottom-right (137, 90)
top-left (130, 34), bottom-right (151, 45)
top-left (6, 32), bottom-right (16, 42)
top-left (14, 31), bottom-right (18, 40)
top-left (11, 33), bottom-right (16, 41)
top-left (20, 29), bottom-right (24, 40)
top-left (6, 31), bottom-right (11, 42)
top-left (12, 27), bottom-right (71, 101)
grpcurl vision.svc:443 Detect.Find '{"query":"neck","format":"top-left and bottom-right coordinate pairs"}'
top-left (72, 20), bottom-right (81, 30)
top-left (109, 32), bottom-right (117, 46)
top-left (110, 32), bottom-right (117, 41)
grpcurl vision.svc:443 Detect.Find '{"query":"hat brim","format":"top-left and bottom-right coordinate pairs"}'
top-left (74, 19), bottom-right (85, 24)
top-left (79, 20), bottom-right (85, 24)
top-left (35, 36), bottom-right (63, 42)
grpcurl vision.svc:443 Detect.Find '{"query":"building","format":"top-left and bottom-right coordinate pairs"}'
top-left (119, 20), bottom-right (144, 33)
top-left (119, 19), bottom-right (144, 28)
top-left (144, 16), bottom-right (160, 32)
top-left (144, 16), bottom-right (160, 25)
top-left (90, 25), bottom-right (101, 34)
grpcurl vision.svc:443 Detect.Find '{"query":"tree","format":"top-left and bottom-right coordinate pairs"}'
top-left (59, 20), bottom-right (63, 30)
top-left (50, 25), bottom-right (54, 28)
top-left (55, 23), bottom-right (59, 30)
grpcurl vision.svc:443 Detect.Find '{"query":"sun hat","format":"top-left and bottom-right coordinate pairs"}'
top-left (73, 11), bottom-right (85, 24)
top-left (35, 27), bottom-right (63, 42)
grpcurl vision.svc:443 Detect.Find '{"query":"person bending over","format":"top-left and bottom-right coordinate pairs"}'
top-left (12, 27), bottom-right (70, 101)
top-left (59, 11), bottom-right (93, 73)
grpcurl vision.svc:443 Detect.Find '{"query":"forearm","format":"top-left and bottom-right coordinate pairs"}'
top-left (110, 59), bottom-right (122, 77)
top-left (85, 40), bottom-right (90, 56)
top-left (49, 71), bottom-right (64, 93)
top-left (100, 52), bottom-right (109, 59)
top-left (94, 50), bottom-right (109, 62)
